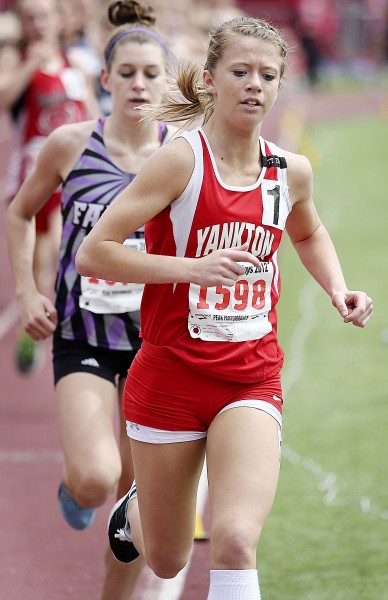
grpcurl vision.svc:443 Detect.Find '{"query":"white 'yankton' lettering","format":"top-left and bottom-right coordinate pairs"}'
top-left (195, 222), bottom-right (274, 260)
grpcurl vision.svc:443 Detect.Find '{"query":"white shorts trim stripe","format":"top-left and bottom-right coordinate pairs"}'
top-left (126, 422), bottom-right (207, 444)
top-left (218, 399), bottom-right (283, 428)
top-left (126, 399), bottom-right (282, 444)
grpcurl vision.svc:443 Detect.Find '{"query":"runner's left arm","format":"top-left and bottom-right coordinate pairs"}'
top-left (6, 126), bottom-right (85, 338)
top-left (285, 151), bottom-right (372, 327)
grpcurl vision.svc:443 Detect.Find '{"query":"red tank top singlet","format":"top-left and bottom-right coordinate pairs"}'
top-left (141, 127), bottom-right (292, 383)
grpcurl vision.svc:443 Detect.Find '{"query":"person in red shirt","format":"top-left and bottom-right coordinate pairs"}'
top-left (0, 0), bottom-right (98, 373)
top-left (76, 13), bottom-right (373, 600)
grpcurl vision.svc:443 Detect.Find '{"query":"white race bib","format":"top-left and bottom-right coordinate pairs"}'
top-left (188, 261), bottom-right (273, 342)
top-left (79, 238), bottom-right (145, 314)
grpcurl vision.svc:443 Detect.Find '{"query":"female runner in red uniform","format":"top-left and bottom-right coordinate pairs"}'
top-left (76, 15), bottom-right (373, 600)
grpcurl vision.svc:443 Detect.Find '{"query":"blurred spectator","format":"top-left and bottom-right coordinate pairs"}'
top-left (0, 0), bottom-right (15, 8)
top-left (294, 16), bottom-right (322, 87)
top-left (383, 7), bottom-right (388, 64)
top-left (297, 0), bottom-right (339, 65)
top-left (236, 0), bottom-right (299, 26)
top-left (0, 0), bottom-right (99, 374)
top-left (367, 0), bottom-right (388, 66)
top-left (0, 2), bottom-right (19, 48)
top-left (57, 0), bottom-right (105, 82)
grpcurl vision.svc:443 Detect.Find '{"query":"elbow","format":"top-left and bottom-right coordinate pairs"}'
top-left (75, 245), bottom-right (94, 277)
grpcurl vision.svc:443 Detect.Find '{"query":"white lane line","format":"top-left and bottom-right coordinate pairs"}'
top-left (0, 450), bottom-right (63, 463)
top-left (282, 443), bottom-right (388, 520)
top-left (0, 299), bottom-right (18, 339)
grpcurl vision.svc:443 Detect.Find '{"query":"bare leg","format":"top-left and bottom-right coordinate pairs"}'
top-left (206, 407), bottom-right (281, 570)
top-left (129, 436), bottom-right (206, 579)
top-left (56, 373), bottom-right (121, 508)
top-left (100, 377), bottom-right (145, 600)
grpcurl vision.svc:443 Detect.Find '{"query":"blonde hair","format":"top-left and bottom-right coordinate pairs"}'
top-left (141, 16), bottom-right (288, 126)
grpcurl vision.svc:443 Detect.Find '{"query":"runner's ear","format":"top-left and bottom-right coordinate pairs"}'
top-left (203, 70), bottom-right (215, 94)
top-left (100, 68), bottom-right (111, 93)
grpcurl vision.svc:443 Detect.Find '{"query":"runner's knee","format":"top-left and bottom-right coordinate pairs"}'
top-left (146, 546), bottom-right (190, 580)
top-left (68, 464), bottom-right (121, 508)
top-left (210, 520), bottom-right (262, 569)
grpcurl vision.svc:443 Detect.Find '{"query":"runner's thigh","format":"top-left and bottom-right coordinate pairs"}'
top-left (56, 372), bottom-right (120, 474)
top-left (130, 438), bottom-right (206, 559)
top-left (207, 407), bottom-right (281, 539)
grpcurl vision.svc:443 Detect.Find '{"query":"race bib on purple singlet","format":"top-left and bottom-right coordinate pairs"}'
top-left (79, 238), bottom-right (145, 314)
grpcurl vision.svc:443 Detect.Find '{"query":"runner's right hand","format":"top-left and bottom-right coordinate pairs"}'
top-left (188, 243), bottom-right (261, 288)
top-left (18, 293), bottom-right (58, 340)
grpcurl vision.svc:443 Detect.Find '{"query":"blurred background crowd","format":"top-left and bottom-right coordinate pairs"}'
top-left (1, 0), bottom-right (388, 100)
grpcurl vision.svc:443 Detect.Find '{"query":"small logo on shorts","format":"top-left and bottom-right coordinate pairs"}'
top-left (273, 394), bottom-right (282, 403)
top-left (129, 422), bottom-right (140, 431)
top-left (81, 358), bottom-right (100, 368)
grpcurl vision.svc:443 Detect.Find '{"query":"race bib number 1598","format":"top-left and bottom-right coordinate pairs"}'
top-left (188, 261), bottom-right (273, 342)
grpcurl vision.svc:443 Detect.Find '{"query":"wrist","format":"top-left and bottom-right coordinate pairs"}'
top-left (182, 257), bottom-right (198, 284)
top-left (330, 287), bottom-right (348, 299)
top-left (15, 285), bottom-right (38, 302)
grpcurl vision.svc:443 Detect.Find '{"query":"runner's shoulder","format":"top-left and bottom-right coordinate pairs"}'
top-left (278, 147), bottom-right (314, 208)
top-left (42, 120), bottom-right (97, 159)
top-left (36, 120), bottom-right (97, 178)
top-left (143, 134), bottom-right (195, 190)
top-left (276, 145), bottom-right (311, 172)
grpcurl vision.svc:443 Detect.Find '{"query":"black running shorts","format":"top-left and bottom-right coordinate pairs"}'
top-left (53, 336), bottom-right (138, 386)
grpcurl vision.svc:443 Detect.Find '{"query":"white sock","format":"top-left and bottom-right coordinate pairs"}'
top-left (207, 569), bottom-right (261, 599)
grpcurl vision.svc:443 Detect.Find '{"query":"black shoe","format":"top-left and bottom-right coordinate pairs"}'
top-left (107, 482), bottom-right (140, 563)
